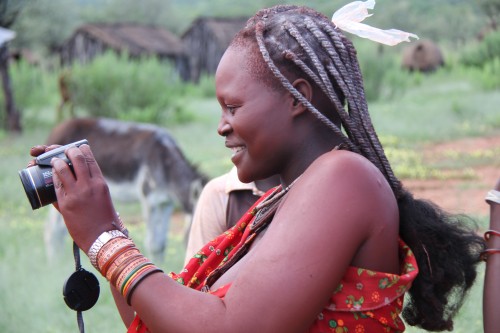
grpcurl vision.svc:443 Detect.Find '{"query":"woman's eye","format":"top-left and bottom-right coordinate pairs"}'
top-left (226, 105), bottom-right (237, 115)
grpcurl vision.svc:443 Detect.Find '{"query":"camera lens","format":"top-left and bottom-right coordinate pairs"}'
top-left (18, 165), bottom-right (57, 210)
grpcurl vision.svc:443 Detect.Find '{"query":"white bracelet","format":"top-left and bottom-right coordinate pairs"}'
top-left (486, 190), bottom-right (500, 205)
top-left (87, 230), bottom-right (127, 269)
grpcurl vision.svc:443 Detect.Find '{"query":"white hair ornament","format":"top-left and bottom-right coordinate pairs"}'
top-left (331, 0), bottom-right (418, 46)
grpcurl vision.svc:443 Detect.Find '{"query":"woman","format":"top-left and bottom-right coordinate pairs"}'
top-left (29, 4), bottom-right (484, 333)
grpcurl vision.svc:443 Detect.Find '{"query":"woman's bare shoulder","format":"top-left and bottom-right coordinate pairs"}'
top-left (304, 149), bottom-right (394, 199)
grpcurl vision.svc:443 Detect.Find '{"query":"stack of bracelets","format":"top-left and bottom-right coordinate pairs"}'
top-left (86, 217), bottom-right (163, 305)
top-left (481, 189), bottom-right (500, 262)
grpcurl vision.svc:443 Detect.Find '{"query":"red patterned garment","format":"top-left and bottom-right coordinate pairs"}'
top-left (128, 188), bottom-right (419, 333)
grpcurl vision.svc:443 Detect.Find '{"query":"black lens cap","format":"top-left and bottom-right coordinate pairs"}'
top-left (62, 268), bottom-right (100, 311)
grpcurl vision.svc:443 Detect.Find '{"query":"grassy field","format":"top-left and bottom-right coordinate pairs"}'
top-left (0, 72), bottom-right (499, 332)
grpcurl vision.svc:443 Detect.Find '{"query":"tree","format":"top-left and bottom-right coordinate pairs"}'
top-left (477, 0), bottom-right (500, 30)
top-left (0, 0), bottom-right (30, 132)
top-left (11, 0), bottom-right (78, 58)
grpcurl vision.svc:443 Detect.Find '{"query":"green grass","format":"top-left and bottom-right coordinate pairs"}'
top-left (370, 73), bottom-right (500, 144)
top-left (1, 72), bottom-right (498, 331)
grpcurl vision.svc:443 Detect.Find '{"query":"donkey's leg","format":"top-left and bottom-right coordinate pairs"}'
top-left (44, 206), bottom-right (68, 262)
top-left (142, 193), bottom-right (174, 263)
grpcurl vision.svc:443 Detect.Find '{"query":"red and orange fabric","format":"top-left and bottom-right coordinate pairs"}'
top-left (128, 188), bottom-right (418, 333)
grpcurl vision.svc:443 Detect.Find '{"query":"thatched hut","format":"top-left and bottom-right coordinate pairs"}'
top-left (182, 17), bottom-right (248, 82)
top-left (401, 39), bottom-right (445, 73)
top-left (59, 23), bottom-right (189, 80)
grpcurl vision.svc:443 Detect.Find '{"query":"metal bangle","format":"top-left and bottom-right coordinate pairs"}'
top-left (485, 190), bottom-right (500, 205)
top-left (87, 230), bottom-right (127, 269)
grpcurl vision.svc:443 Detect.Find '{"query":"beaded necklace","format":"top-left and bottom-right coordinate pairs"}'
top-left (204, 176), bottom-right (300, 288)
top-left (204, 144), bottom-right (343, 288)
top-left (249, 176), bottom-right (300, 230)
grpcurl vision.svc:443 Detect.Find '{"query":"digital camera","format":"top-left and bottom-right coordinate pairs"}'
top-left (18, 139), bottom-right (88, 210)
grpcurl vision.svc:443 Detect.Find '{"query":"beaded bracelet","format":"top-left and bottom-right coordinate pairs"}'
top-left (87, 230), bottom-right (128, 269)
top-left (480, 249), bottom-right (500, 262)
top-left (484, 230), bottom-right (500, 241)
top-left (106, 248), bottom-right (141, 279)
top-left (115, 256), bottom-right (150, 288)
top-left (100, 243), bottom-right (137, 278)
top-left (110, 254), bottom-right (146, 287)
top-left (97, 237), bottom-right (134, 270)
top-left (92, 228), bottom-right (163, 305)
top-left (125, 266), bottom-right (163, 305)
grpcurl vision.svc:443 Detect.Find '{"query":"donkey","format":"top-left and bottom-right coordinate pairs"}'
top-left (44, 117), bottom-right (207, 262)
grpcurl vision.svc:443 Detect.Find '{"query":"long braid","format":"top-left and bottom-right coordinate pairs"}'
top-left (233, 5), bottom-right (484, 331)
top-left (318, 20), bottom-right (401, 193)
top-left (254, 21), bottom-right (347, 142)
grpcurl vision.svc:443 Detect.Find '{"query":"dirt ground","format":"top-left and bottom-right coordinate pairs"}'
top-left (403, 135), bottom-right (499, 217)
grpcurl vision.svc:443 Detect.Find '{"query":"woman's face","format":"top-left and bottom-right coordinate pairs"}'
top-left (215, 46), bottom-right (293, 183)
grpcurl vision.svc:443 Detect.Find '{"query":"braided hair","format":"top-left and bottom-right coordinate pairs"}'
top-left (231, 5), bottom-right (485, 331)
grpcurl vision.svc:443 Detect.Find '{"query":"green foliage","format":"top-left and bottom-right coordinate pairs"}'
top-left (460, 30), bottom-right (500, 68)
top-left (11, 0), bottom-right (79, 54)
top-left (458, 57), bottom-right (500, 90)
top-left (182, 74), bottom-right (216, 99)
top-left (357, 46), bottom-right (392, 102)
top-left (0, 60), bottom-right (59, 127)
top-left (477, 0), bottom-right (500, 21)
top-left (10, 0), bottom-right (491, 59)
top-left (369, 69), bottom-right (500, 143)
top-left (68, 52), bottom-right (187, 124)
top-left (0, 0), bottom-right (31, 27)
top-left (8, 60), bottom-right (58, 108)
top-left (355, 41), bottom-right (423, 102)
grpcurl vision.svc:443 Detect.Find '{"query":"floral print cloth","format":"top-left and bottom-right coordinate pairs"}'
top-left (128, 188), bottom-right (419, 333)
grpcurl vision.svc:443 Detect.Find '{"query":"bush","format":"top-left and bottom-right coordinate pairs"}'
top-left (0, 60), bottom-right (60, 129)
top-left (68, 52), bottom-right (187, 124)
top-left (455, 57), bottom-right (500, 90)
top-left (355, 40), bottom-right (423, 102)
top-left (9, 60), bottom-right (59, 109)
top-left (460, 30), bottom-right (500, 68)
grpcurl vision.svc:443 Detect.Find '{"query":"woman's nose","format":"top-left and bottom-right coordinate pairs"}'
top-left (217, 118), bottom-right (232, 137)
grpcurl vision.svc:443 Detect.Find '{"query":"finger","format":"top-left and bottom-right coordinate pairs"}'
top-left (30, 144), bottom-right (63, 160)
top-left (64, 146), bottom-right (92, 182)
top-left (30, 145), bottom-right (48, 157)
top-left (51, 162), bottom-right (67, 200)
top-left (51, 157), bottom-right (75, 193)
top-left (46, 144), bottom-right (62, 151)
top-left (79, 144), bottom-right (103, 179)
top-left (52, 170), bottom-right (64, 190)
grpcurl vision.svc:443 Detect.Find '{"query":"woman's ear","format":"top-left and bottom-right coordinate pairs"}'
top-left (290, 78), bottom-right (313, 116)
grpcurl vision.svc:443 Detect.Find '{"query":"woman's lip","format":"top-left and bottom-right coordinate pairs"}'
top-left (230, 146), bottom-right (246, 158)
top-left (225, 141), bottom-right (246, 152)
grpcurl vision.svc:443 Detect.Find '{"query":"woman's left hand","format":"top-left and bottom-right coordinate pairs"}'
top-left (50, 144), bottom-right (118, 253)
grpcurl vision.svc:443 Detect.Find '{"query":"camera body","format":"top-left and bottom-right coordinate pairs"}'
top-left (18, 139), bottom-right (89, 210)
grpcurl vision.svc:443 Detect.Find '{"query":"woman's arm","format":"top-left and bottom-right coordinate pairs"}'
top-left (483, 178), bottom-right (500, 333)
top-left (127, 150), bottom-right (399, 333)
top-left (50, 146), bottom-right (397, 333)
top-left (110, 283), bottom-right (136, 328)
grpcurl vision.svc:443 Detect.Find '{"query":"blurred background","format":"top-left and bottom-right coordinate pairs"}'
top-left (0, 0), bottom-right (499, 332)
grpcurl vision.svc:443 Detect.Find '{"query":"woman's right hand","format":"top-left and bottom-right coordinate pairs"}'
top-left (49, 144), bottom-right (119, 254)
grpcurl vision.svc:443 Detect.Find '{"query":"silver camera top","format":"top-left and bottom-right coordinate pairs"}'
top-left (36, 139), bottom-right (89, 167)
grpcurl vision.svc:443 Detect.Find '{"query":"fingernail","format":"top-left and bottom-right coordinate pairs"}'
top-left (50, 157), bottom-right (59, 166)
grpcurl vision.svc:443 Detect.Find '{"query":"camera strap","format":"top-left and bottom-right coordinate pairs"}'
top-left (62, 242), bottom-right (100, 333)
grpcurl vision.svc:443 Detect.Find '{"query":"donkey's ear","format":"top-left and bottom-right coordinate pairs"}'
top-left (290, 78), bottom-right (312, 117)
